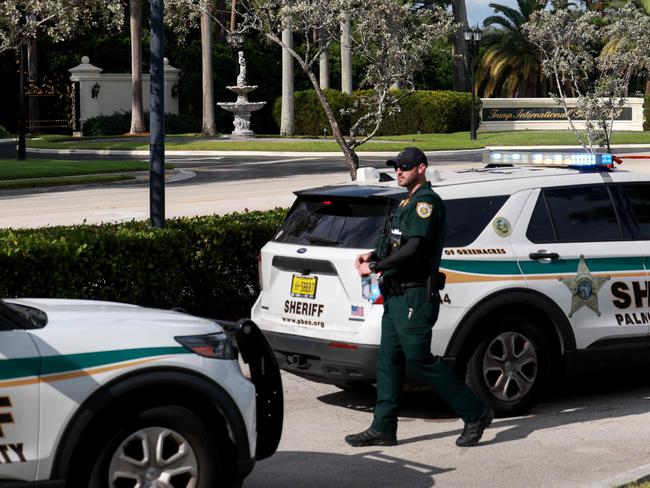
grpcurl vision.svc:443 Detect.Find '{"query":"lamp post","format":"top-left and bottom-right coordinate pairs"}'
top-left (464, 27), bottom-right (482, 141)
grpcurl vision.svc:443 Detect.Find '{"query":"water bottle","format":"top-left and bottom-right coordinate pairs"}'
top-left (362, 273), bottom-right (381, 303)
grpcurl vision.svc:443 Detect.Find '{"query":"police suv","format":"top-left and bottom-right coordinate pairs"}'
top-left (252, 152), bottom-right (650, 416)
top-left (0, 298), bottom-right (282, 487)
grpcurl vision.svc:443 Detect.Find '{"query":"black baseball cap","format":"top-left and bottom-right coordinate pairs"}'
top-left (386, 147), bottom-right (428, 169)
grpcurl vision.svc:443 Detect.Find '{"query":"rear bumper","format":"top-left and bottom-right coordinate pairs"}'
top-left (263, 331), bottom-right (379, 384)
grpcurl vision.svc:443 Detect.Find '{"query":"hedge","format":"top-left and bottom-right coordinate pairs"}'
top-left (645, 95), bottom-right (649, 131)
top-left (273, 89), bottom-right (353, 135)
top-left (273, 89), bottom-right (475, 136)
top-left (82, 111), bottom-right (201, 136)
top-left (0, 209), bottom-right (287, 320)
top-left (0, 124), bottom-right (10, 138)
top-left (376, 90), bottom-right (475, 135)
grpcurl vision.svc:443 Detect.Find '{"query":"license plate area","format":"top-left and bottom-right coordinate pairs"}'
top-left (290, 274), bottom-right (318, 299)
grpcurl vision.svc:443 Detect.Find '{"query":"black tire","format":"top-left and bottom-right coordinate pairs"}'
top-left (465, 316), bottom-right (553, 417)
top-left (86, 405), bottom-right (228, 488)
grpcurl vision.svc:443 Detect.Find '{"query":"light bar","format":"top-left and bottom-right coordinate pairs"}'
top-left (484, 151), bottom-right (614, 168)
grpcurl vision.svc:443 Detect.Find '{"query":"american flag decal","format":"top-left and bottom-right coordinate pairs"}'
top-left (351, 305), bottom-right (364, 317)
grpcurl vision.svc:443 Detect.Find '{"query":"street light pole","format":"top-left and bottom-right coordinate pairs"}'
top-left (149, 0), bottom-right (165, 227)
top-left (464, 27), bottom-right (482, 141)
top-left (17, 43), bottom-right (27, 160)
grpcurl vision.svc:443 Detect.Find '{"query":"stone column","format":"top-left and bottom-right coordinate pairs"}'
top-left (68, 56), bottom-right (103, 135)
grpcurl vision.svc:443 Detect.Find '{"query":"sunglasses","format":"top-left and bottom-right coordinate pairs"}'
top-left (395, 164), bottom-right (417, 171)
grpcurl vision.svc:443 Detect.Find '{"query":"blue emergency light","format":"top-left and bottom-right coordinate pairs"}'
top-left (485, 151), bottom-right (614, 170)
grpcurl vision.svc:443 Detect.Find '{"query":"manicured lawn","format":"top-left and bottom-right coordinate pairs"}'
top-left (0, 174), bottom-right (135, 189)
top-left (0, 159), bottom-right (174, 189)
top-left (26, 131), bottom-right (650, 152)
top-left (0, 159), bottom-right (169, 180)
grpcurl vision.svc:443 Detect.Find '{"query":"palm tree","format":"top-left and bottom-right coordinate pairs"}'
top-left (129, 0), bottom-right (145, 134)
top-left (600, 0), bottom-right (650, 96)
top-left (451, 0), bottom-right (469, 91)
top-left (201, 9), bottom-right (216, 136)
top-left (280, 28), bottom-right (295, 135)
top-left (477, 0), bottom-right (550, 97)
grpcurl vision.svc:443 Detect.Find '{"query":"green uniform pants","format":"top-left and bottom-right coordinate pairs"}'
top-left (371, 287), bottom-right (485, 436)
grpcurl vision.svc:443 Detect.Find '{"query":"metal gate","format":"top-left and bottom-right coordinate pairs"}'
top-left (24, 75), bottom-right (78, 131)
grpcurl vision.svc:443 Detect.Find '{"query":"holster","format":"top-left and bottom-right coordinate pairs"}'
top-left (426, 271), bottom-right (446, 302)
top-left (378, 275), bottom-right (404, 298)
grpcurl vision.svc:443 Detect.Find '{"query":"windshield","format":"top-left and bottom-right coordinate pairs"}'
top-left (274, 197), bottom-right (391, 248)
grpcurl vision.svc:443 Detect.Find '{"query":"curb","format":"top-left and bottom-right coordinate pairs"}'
top-left (25, 144), bottom-right (650, 158)
top-left (26, 147), bottom-right (486, 158)
top-left (0, 138), bottom-right (16, 144)
top-left (589, 463), bottom-right (650, 488)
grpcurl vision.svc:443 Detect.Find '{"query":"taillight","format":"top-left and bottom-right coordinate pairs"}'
top-left (329, 341), bottom-right (358, 350)
top-left (372, 294), bottom-right (383, 305)
top-left (257, 252), bottom-right (263, 290)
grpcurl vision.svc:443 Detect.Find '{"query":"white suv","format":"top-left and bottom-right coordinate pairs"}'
top-left (252, 152), bottom-right (650, 416)
top-left (0, 298), bottom-right (282, 487)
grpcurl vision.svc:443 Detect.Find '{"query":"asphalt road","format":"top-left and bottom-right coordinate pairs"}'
top-left (4, 140), bottom-right (650, 485)
top-left (244, 367), bottom-right (650, 488)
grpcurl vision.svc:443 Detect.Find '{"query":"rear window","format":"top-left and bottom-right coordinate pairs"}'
top-left (274, 197), bottom-right (391, 248)
top-left (444, 195), bottom-right (509, 247)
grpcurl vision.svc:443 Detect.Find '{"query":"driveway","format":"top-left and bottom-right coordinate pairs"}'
top-left (245, 369), bottom-right (650, 488)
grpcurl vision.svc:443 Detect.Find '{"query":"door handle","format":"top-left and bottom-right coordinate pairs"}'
top-left (529, 251), bottom-right (559, 261)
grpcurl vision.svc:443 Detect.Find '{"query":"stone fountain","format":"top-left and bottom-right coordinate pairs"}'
top-left (217, 51), bottom-right (266, 138)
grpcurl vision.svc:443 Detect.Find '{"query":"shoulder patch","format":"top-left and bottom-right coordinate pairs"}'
top-left (416, 202), bottom-right (433, 218)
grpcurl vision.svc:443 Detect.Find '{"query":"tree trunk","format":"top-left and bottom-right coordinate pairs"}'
top-left (340, 14), bottom-right (353, 95)
top-left (645, 78), bottom-right (650, 97)
top-left (319, 30), bottom-right (330, 90)
top-left (129, 0), bottom-right (145, 134)
top-left (215, 0), bottom-right (227, 43)
top-left (201, 10), bottom-right (216, 136)
top-left (306, 71), bottom-right (358, 180)
top-left (451, 0), bottom-right (469, 92)
top-left (280, 28), bottom-right (294, 136)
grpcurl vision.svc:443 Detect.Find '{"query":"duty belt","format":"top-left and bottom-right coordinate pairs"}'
top-left (402, 282), bottom-right (426, 288)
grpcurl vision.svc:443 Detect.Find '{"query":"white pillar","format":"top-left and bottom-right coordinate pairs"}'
top-left (280, 28), bottom-right (294, 136)
top-left (68, 56), bottom-right (103, 134)
top-left (340, 14), bottom-right (352, 95)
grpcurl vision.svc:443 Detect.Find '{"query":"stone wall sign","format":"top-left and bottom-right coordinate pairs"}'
top-left (479, 98), bottom-right (643, 131)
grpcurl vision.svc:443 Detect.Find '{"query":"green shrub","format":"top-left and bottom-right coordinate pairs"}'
top-left (274, 89), bottom-right (474, 136)
top-left (82, 111), bottom-right (201, 136)
top-left (644, 95), bottom-right (650, 131)
top-left (273, 89), bottom-right (353, 135)
top-left (0, 209), bottom-right (287, 320)
top-left (0, 124), bottom-right (10, 138)
top-left (83, 111), bottom-right (131, 136)
top-left (375, 90), bottom-right (476, 135)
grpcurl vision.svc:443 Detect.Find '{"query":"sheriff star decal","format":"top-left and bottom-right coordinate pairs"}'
top-left (559, 255), bottom-right (610, 318)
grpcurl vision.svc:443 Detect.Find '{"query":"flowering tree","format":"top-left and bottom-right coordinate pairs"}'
top-left (0, 0), bottom-right (123, 54)
top-left (168, 0), bottom-right (455, 180)
top-left (522, 1), bottom-right (650, 152)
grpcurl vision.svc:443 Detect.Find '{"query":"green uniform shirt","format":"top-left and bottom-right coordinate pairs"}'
top-left (378, 181), bottom-right (445, 283)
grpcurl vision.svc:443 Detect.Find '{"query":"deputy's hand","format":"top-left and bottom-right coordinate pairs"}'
top-left (357, 261), bottom-right (372, 276)
top-left (355, 252), bottom-right (372, 269)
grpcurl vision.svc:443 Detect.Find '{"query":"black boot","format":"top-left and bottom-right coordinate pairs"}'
top-left (456, 408), bottom-right (494, 447)
top-left (345, 428), bottom-right (397, 447)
